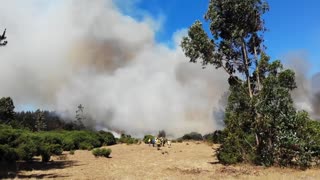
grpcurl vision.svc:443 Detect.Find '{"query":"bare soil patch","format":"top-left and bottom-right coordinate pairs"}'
top-left (16, 142), bottom-right (320, 179)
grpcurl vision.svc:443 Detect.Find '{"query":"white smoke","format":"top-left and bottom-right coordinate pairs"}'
top-left (0, 0), bottom-right (228, 137)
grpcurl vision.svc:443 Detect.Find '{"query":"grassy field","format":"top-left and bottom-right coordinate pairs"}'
top-left (15, 142), bottom-right (320, 180)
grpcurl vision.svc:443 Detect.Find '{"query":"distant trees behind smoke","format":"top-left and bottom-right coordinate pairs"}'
top-left (0, 97), bottom-right (88, 131)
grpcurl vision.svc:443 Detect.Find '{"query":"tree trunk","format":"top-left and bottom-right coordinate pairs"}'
top-left (254, 45), bottom-right (261, 92)
top-left (241, 40), bottom-right (253, 99)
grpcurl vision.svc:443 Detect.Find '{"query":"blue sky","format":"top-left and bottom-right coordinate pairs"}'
top-left (122, 0), bottom-right (320, 76)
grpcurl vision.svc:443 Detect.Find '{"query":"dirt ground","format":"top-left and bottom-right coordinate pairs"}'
top-left (15, 142), bottom-right (320, 180)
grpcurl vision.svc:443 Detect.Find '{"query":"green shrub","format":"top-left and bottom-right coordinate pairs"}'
top-left (41, 133), bottom-right (63, 145)
top-left (16, 142), bottom-right (38, 162)
top-left (48, 144), bottom-right (63, 155)
top-left (0, 125), bottom-right (118, 163)
top-left (92, 148), bottom-right (112, 158)
top-left (62, 138), bottom-right (75, 151)
top-left (217, 132), bottom-right (256, 165)
top-left (143, 135), bottom-right (154, 144)
top-left (69, 150), bottom-right (75, 155)
top-left (0, 145), bottom-right (18, 162)
top-left (98, 131), bottom-right (116, 146)
top-left (66, 131), bottom-right (101, 149)
top-left (181, 132), bottom-right (203, 141)
top-left (79, 142), bottom-right (94, 150)
top-left (204, 130), bottom-right (226, 144)
top-left (118, 134), bottom-right (139, 145)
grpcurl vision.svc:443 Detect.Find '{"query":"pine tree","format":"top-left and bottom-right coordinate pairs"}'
top-left (35, 109), bottom-right (46, 131)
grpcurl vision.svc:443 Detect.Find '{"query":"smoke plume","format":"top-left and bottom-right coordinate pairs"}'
top-left (0, 0), bottom-right (228, 137)
top-left (284, 53), bottom-right (320, 120)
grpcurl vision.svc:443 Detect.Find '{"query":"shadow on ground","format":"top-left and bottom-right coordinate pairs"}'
top-left (1, 159), bottom-right (81, 179)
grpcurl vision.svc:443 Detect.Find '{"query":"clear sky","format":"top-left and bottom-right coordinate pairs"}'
top-left (122, 0), bottom-right (320, 76)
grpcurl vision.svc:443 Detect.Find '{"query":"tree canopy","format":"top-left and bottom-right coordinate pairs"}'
top-left (181, 0), bottom-right (320, 168)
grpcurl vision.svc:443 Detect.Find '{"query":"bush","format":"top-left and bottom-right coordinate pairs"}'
top-left (204, 130), bottom-right (226, 144)
top-left (143, 135), bottom-right (154, 144)
top-left (217, 131), bottom-right (256, 165)
top-left (65, 131), bottom-right (101, 149)
top-left (98, 131), bottom-right (116, 146)
top-left (0, 145), bottom-right (18, 162)
top-left (69, 150), bottom-right (75, 155)
top-left (0, 125), bottom-right (118, 163)
top-left (62, 138), bottom-right (75, 151)
top-left (48, 144), bottom-right (63, 155)
top-left (181, 132), bottom-right (203, 141)
top-left (16, 142), bottom-right (38, 162)
top-left (118, 134), bottom-right (139, 145)
top-left (79, 142), bottom-right (94, 150)
top-left (92, 148), bottom-right (112, 158)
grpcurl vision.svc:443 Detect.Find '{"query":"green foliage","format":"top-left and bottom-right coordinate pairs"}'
top-left (69, 150), bottom-right (75, 155)
top-left (0, 145), bottom-right (18, 162)
top-left (92, 148), bottom-right (112, 158)
top-left (181, 0), bottom-right (320, 169)
top-left (79, 142), bottom-right (94, 150)
top-left (217, 131), bottom-right (256, 165)
top-left (143, 135), bottom-right (154, 144)
top-left (181, 132), bottom-right (203, 141)
top-left (98, 131), bottom-right (116, 146)
top-left (0, 97), bottom-right (15, 124)
top-left (62, 131), bottom-right (101, 150)
top-left (203, 130), bottom-right (226, 144)
top-left (62, 137), bottom-right (75, 151)
top-left (0, 124), bottom-right (116, 163)
top-left (34, 109), bottom-right (47, 131)
top-left (118, 134), bottom-right (139, 145)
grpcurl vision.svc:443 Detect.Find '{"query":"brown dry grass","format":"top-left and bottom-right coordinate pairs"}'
top-left (16, 142), bottom-right (320, 180)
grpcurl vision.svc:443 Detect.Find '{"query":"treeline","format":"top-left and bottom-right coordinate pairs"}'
top-left (15, 110), bottom-right (84, 131)
top-left (0, 97), bottom-right (88, 131)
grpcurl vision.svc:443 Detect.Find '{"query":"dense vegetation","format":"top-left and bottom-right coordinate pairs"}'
top-left (118, 134), bottom-right (139, 145)
top-left (180, 132), bottom-right (203, 141)
top-left (182, 0), bottom-right (320, 168)
top-left (203, 130), bottom-right (226, 144)
top-left (0, 94), bottom-right (117, 177)
top-left (0, 124), bottom-right (116, 162)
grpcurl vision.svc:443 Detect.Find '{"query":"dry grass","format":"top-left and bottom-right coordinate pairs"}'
top-left (16, 142), bottom-right (320, 179)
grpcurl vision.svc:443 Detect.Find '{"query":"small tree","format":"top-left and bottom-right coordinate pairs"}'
top-left (0, 97), bottom-right (15, 124)
top-left (34, 109), bottom-right (46, 131)
top-left (75, 104), bottom-right (85, 130)
top-left (0, 29), bottom-right (7, 46)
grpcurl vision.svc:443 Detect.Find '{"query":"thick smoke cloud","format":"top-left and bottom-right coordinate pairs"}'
top-left (284, 53), bottom-right (320, 120)
top-left (0, 0), bottom-right (228, 137)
